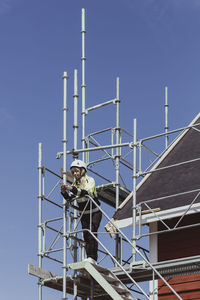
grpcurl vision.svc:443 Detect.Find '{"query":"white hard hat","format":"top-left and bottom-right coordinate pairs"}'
top-left (70, 160), bottom-right (87, 171)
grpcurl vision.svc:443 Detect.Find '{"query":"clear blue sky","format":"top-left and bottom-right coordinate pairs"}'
top-left (1, 0), bottom-right (200, 299)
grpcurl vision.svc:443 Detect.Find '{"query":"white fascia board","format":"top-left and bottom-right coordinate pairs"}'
top-left (114, 202), bottom-right (200, 228)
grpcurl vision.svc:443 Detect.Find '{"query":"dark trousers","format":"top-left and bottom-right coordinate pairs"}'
top-left (80, 210), bottom-right (102, 261)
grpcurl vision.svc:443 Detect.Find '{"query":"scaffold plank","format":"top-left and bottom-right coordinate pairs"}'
top-left (97, 183), bottom-right (130, 207)
top-left (28, 264), bottom-right (59, 280)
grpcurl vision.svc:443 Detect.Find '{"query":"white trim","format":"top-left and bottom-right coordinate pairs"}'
top-left (149, 223), bottom-right (158, 300)
top-left (149, 280), bottom-right (158, 300)
top-left (114, 202), bottom-right (200, 228)
top-left (149, 222), bottom-right (157, 263)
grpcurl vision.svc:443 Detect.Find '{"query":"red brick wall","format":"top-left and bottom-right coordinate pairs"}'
top-left (158, 274), bottom-right (200, 299)
top-left (157, 213), bottom-right (200, 299)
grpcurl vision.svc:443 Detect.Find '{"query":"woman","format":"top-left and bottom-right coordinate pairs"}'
top-left (61, 159), bottom-right (102, 263)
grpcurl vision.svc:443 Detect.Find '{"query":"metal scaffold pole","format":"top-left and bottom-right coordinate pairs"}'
top-left (115, 77), bottom-right (121, 263)
top-left (73, 69), bottom-right (78, 299)
top-left (165, 86), bottom-right (169, 149)
top-left (132, 118), bottom-right (137, 262)
top-left (62, 71), bottom-right (68, 300)
top-left (73, 69), bottom-right (79, 154)
top-left (38, 142), bottom-right (43, 300)
top-left (81, 8), bottom-right (86, 162)
top-left (115, 77), bottom-right (120, 210)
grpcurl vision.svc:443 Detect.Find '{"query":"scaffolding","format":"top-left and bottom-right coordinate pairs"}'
top-left (28, 8), bottom-right (200, 300)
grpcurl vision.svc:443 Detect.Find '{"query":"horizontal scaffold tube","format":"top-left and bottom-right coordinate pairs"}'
top-left (85, 99), bottom-right (116, 113)
top-left (141, 121), bottom-right (200, 142)
top-left (56, 142), bottom-right (130, 158)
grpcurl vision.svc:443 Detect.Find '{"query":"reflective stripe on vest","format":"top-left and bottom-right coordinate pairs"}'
top-left (82, 207), bottom-right (99, 215)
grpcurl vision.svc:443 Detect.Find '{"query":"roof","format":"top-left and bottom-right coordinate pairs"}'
top-left (113, 113), bottom-right (200, 223)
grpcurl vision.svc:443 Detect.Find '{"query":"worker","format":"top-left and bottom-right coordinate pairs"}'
top-left (61, 159), bottom-right (102, 263)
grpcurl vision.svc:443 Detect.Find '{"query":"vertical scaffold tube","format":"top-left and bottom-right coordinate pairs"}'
top-left (165, 86), bottom-right (169, 149)
top-left (115, 78), bottom-right (121, 262)
top-left (73, 69), bottom-right (78, 299)
top-left (38, 142), bottom-right (43, 300)
top-left (81, 8), bottom-right (86, 162)
top-left (115, 77), bottom-right (120, 209)
top-left (62, 71), bottom-right (68, 300)
top-left (132, 119), bottom-right (137, 262)
top-left (73, 69), bottom-right (79, 153)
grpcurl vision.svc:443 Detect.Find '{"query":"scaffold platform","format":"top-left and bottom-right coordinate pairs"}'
top-left (28, 255), bottom-right (200, 298)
